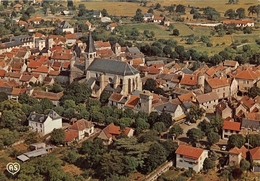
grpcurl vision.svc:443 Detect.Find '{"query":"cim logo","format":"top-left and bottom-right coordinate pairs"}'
top-left (6, 162), bottom-right (20, 175)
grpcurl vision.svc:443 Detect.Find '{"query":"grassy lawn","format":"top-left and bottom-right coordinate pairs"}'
top-left (122, 23), bottom-right (172, 39)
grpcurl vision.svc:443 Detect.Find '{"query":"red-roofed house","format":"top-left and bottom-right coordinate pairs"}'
top-left (175, 145), bottom-right (208, 173)
top-left (13, 4), bottom-right (22, 11)
top-left (179, 74), bottom-right (198, 89)
top-left (222, 19), bottom-right (254, 27)
top-left (108, 92), bottom-right (127, 109)
top-left (65, 119), bottom-right (94, 143)
top-left (106, 23), bottom-right (117, 32)
top-left (249, 147), bottom-right (260, 172)
top-left (222, 120), bottom-right (241, 139)
top-left (205, 77), bottom-right (230, 99)
top-left (235, 68), bottom-right (260, 93)
top-left (153, 16), bottom-right (165, 24)
top-left (98, 123), bottom-right (134, 145)
top-left (229, 146), bottom-right (247, 166)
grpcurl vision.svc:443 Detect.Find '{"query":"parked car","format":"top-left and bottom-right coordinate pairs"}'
top-left (185, 121), bottom-right (191, 126)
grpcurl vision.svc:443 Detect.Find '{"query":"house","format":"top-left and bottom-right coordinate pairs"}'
top-left (235, 67), bottom-right (260, 93)
top-left (241, 112), bottom-right (260, 134)
top-left (65, 119), bottom-right (94, 143)
top-left (57, 21), bottom-right (74, 34)
top-left (154, 102), bottom-right (185, 121)
top-left (93, 11), bottom-right (102, 18)
top-left (85, 21), bottom-right (92, 30)
top-left (153, 16), bottom-right (165, 24)
top-left (106, 23), bottom-right (117, 32)
top-left (179, 74), bottom-right (198, 89)
top-left (249, 147), bottom-right (260, 172)
top-left (13, 4), bottom-right (22, 11)
top-left (204, 77), bottom-right (230, 100)
top-left (196, 92), bottom-right (219, 113)
top-left (28, 110), bottom-right (62, 135)
top-left (98, 123), bottom-right (134, 145)
top-left (229, 146), bottom-right (247, 166)
top-left (108, 92), bottom-right (127, 109)
top-left (143, 13), bottom-right (154, 22)
top-left (30, 90), bottom-right (63, 106)
top-left (175, 145), bottom-right (208, 173)
top-left (222, 19), bottom-right (254, 27)
top-left (222, 120), bottom-right (241, 139)
top-left (223, 60), bottom-right (239, 70)
top-left (27, 16), bottom-right (42, 25)
top-left (216, 101), bottom-right (232, 119)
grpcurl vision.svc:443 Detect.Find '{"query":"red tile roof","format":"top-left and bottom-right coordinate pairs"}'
top-left (229, 146), bottom-right (247, 158)
top-left (109, 92), bottom-right (124, 102)
top-left (175, 145), bottom-right (204, 159)
top-left (223, 19), bottom-right (254, 25)
top-left (222, 121), bottom-right (241, 131)
top-left (125, 95), bottom-right (140, 108)
top-left (235, 68), bottom-right (259, 80)
top-left (240, 96), bottom-right (255, 110)
top-left (31, 90), bottom-right (63, 101)
top-left (178, 92), bottom-right (195, 103)
top-left (101, 123), bottom-right (132, 139)
top-left (0, 69), bottom-right (6, 77)
top-left (32, 65), bottom-right (49, 73)
top-left (180, 74), bottom-right (197, 86)
top-left (206, 77), bottom-right (229, 88)
top-left (250, 147), bottom-right (260, 160)
top-left (69, 119), bottom-right (94, 131)
top-left (65, 130), bottom-right (78, 142)
top-left (51, 52), bottom-right (72, 60)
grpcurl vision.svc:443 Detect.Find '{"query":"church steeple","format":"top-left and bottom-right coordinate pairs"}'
top-left (85, 32), bottom-right (96, 53)
top-left (85, 32), bottom-right (97, 70)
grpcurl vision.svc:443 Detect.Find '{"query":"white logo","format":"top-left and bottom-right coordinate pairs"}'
top-left (6, 162), bottom-right (20, 175)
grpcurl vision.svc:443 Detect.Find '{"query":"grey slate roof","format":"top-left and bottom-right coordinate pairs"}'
top-left (196, 92), bottom-right (219, 104)
top-left (87, 58), bottom-right (139, 76)
top-left (181, 68), bottom-right (193, 74)
top-left (154, 102), bottom-right (179, 113)
top-left (85, 32), bottom-right (96, 53)
top-left (126, 47), bottom-right (141, 55)
top-left (59, 21), bottom-right (72, 29)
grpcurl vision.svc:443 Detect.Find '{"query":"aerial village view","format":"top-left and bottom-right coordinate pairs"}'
top-left (1, 0), bottom-right (260, 180)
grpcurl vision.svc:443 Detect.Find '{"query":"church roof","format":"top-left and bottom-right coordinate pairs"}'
top-left (87, 58), bottom-right (139, 76)
top-left (85, 32), bottom-right (96, 53)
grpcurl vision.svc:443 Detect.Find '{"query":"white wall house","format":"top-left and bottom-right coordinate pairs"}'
top-left (175, 145), bottom-right (208, 173)
top-left (28, 110), bottom-right (62, 135)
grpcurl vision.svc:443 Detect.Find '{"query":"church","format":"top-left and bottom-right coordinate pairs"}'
top-left (70, 33), bottom-right (142, 98)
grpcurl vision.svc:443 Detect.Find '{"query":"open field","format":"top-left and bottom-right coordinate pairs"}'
top-left (75, 0), bottom-right (260, 17)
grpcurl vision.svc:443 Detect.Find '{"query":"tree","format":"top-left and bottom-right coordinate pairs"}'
top-left (187, 128), bottom-right (204, 144)
top-left (64, 150), bottom-right (77, 164)
top-left (1, 110), bottom-right (19, 129)
top-left (143, 78), bottom-right (156, 92)
top-left (157, 112), bottom-right (172, 128)
top-left (40, 98), bottom-right (53, 110)
top-left (133, 8), bottom-right (143, 22)
top-left (247, 134), bottom-right (260, 148)
top-left (100, 91), bottom-right (112, 105)
top-left (0, 92), bottom-right (8, 102)
top-left (98, 150), bottom-right (138, 179)
top-left (203, 158), bottom-right (215, 171)
top-left (236, 8), bottom-right (246, 18)
top-left (248, 5), bottom-right (260, 17)
top-left (142, 142), bottom-right (167, 173)
top-left (228, 0), bottom-right (239, 4)
top-left (61, 82), bottom-right (91, 104)
top-left (240, 159), bottom-right (250, 171)
top-left (243, 27), bottom-right (252, 34)
top-left (228, 134), bottom-right (246, 148)
top-left (232, 168), bottom-right (243, 180)
top-left (25, 6), bottom-right (36, 16)
top-left (67, 0), bottom-right (73, 8)
top-left (50, 128), bottom-right (65, 145)
top-left (138, 130), bottom-right (159, 143)
top-left (135, 117), bottom-right (150, 134)
top-left (147, 8), bottom-right (153, 14)
top-left (207, 132), bottom-right (219, 146)
top-left (175, 4), bottom-right (185, 14)
top-left (172, 29), bottom-right (180, 36)
top-left (210, 54), bottom-right (223, 65)
top-left (169, 124), bottom-right (183, 138)
top-left (210, 116), bottom-right (224, 134)
top-left (152, 122), bottom-right (166, 133)
top-left (49, 83), bottom-right (63, 93)
top-left (155, 3), bottom-right (161, 9)
top-left (188, 106), bottom-right (205, 122)
top-left (101, 9), bottom-right (108, 17)
top-left (224, 9), bottom-right (237, 19)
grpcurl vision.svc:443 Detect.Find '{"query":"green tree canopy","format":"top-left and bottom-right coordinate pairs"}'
top-left (187, 128), bottom-right (204, 144)
top-left (227, 134), bottom-right (246, 148)
top-left (169, 124), bottom-right (183, 138)
top-left (50, 128), bottom-right (65, 145)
